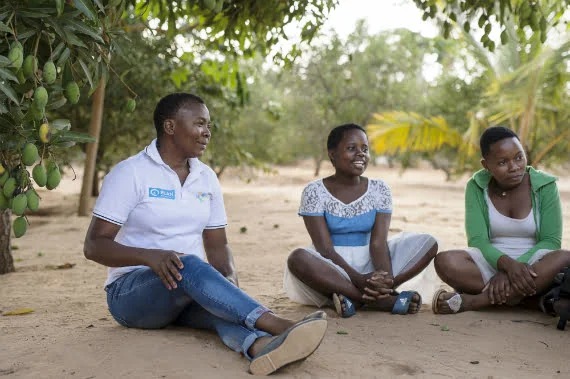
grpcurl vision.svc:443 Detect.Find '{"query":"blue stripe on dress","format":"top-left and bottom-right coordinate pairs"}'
top-left (325, 210), bottom-right (376, 246)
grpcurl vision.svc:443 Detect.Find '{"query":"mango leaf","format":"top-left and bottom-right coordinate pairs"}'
top-left (65, 18), bottom-right (104, 43)
top-left (0, 81), bottom-right (18, 105)
top-left (16, 10), bottom-right (50, 18)
top-left (0, 21), bottom-right (11, 33)
top-left (2, 308), bottom-right (34, 316)
top-left (0, 56), bottom-right (11, 68)
top-left (63, 28), bottom-right (87, 48)
top-left (51, 42), bottom-right (65, 61)
top-left (73, 0), bottom-right (98, 22)
top-left (77, 58), bottom-right (93, 88)
top-left (45, 19), bottom-right (66, 40)
top-left (56, 48), bottom-right (71, 68)
top-left (56, 0), bottom-right (64, 16)
top-left (51, 119), bottom-right (71, 131)
top-left (27, 7), bottom-right (57, 14)
top-left (0, 5), bottom-right (11, 21)
top-left (0, 68), bottom-right (18, 82)
top-left (58, 130), bottom-right (96, 143)
top-left (17, 28), bottom-right (39, 40)
top-left (106, 0), bottom-right (122, 7)
top-left (93, 0), bottom-right (105, 13)
top-left (46, 97), bottom-right (67, 110)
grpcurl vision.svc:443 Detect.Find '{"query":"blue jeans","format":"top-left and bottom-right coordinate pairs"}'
top-left (105, 254), bottom-right (271, 359)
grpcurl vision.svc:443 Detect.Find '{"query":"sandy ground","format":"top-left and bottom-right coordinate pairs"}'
top-left (2, 161), bottom-right (570, 378)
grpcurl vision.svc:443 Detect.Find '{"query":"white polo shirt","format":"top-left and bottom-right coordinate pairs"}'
top-left (93, 139), bottom-right (228, 286)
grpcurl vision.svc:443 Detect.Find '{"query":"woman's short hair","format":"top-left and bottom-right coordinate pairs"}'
top-left (153, 93), bottom-right (205, 138)
top-left (327, 123), bottom-right (367, 151)
top-left (480, 126), bottom-right (519, 158)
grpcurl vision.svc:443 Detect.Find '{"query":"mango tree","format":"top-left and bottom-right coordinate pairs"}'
top-left (0, 0), bottom-right (128, 274)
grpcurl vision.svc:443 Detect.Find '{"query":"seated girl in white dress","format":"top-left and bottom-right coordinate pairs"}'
top-left (283, 124), bottom-right (438, 317)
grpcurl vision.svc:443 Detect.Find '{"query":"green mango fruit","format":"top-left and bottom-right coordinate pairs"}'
top-left (28, 104), bottom-right (44, 121)
top-left (16, 69), bottom-right (26, 84)
top-left (500, 30), bottom-right (509, 45)
top-left (203, 0), bottom-right (216, 10)
top-left (11, 193), bottom-right (27, 216)
top-left (46, 167), bottom-right (61, 190)
top-left (26, 189), bottom-right (40, 212)
top-left (43, 60), bottom-right (57, 84)
top-left (214, 0), bottom-right (224, 13)
top-left (8, 42), bottom-right (23, 69)
top-left (23, 55), bottom-right (38, 79)
top-left (33, 86), bottom-right (49, 109)
top-left (22, 143), bottom-right (39, 166)
top-left (13, 217), bottom-right (27, 238)
top-left (45, 159), bottom-right (57, 173)
top-left (64, 82), bottom-right (80, 104)
top-left (3, 177), bottom-right (17, 198)
top-left (16, 169), bottom-right (28, 187)
top-left (0, 192), bottom-right (8, 210)
top-left (32, 164), bottom-right (47, 187)
top-left (126, 98), bottom-right (136, 112)
top-left (0, 172), bottom-right (9, 187)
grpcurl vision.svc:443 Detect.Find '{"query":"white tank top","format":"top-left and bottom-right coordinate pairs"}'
top-left (485, 190), bottom-right (536, 259)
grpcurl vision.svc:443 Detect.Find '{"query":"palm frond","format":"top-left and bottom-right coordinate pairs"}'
top-left (367, 111), bottom-right (466, 155)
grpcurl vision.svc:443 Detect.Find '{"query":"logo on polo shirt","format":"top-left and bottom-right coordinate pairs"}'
top-left (196, 192), bottom-right (209, 202)
top-left (149, 187), bottom-right (175, 200)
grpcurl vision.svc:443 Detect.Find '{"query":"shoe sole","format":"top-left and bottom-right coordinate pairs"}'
top-left (249, 319), bottom-right (327, 376)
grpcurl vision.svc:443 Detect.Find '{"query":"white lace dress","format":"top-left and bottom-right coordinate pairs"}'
top-left (283, 179), bottom-right (436, 307)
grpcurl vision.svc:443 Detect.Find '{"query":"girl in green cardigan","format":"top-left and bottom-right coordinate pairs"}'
top-left (432, 126), bottom-right (570, 328)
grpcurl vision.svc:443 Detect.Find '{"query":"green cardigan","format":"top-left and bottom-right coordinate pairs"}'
top-left (465, 166), bottom-right (562, 269)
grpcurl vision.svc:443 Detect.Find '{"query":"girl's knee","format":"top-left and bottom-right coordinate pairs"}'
top-left (287, 249), bottom-right (305, 268)
top-left (434, 251), bottom-right (453, 275)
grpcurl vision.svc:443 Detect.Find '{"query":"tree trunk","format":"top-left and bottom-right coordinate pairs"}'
top-left (91, 169), bottom-right (100, 197)
top-left (215, 166), bottom-right (226, 178)
top-left (78, 81), bottom-right (106, 216)
top-left (314, 158), bottom-right (322, 177)
top-left (0, 210), bottom-right (14, 275)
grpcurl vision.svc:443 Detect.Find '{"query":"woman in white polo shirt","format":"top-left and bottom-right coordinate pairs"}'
top-left (83, 93), bottom-right (327, 376)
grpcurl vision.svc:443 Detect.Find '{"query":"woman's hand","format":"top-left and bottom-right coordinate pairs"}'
top-left (144, 250), bottom-right (184, 290)
top-left (485, 271), bottom-right (511, 304)
top-left (499, 257), bottom-right (537, 297)
top-left (355, 271), bottom-right (394, 301)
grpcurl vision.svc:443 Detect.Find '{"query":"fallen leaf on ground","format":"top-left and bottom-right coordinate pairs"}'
top-left (336, 330), bottom-right (348, 335)
top-left (441, 325), bottom-right (449, 331)
top-left (45, 263), bottom-right (76, 270)
top-left (3, 308), bottom-right (34, 316)
top-left (56, 263), bottom-right (75, 269)
top-left (470, 361), bottom-right (479, 364)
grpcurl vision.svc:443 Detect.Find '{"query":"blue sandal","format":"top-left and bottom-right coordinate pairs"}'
top-left (332, 293), bottom-right (356, 318)
top-left (392, 291), bottom-right (422, 314)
